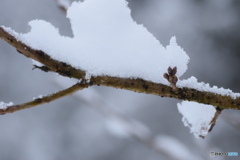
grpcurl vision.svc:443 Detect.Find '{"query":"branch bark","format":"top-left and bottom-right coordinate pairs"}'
top-left (0, 81), bottom-right (90, 114)
top-left (1, 26), bottom-right (240, 111)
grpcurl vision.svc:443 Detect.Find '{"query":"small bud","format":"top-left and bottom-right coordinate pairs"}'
top-left (168, 67), bottom-right (173, 75)
top-left (172, 76), bottom-right (178, 84)
top-left (163, 73), bottom-right (169, 80)
top-left (172, 66), bottom-right (177, 75)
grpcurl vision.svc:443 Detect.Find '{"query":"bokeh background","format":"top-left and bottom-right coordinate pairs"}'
top-left (0, 0), bottom-right (240, 159)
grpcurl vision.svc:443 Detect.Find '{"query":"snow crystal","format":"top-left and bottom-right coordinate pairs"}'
top-left (178, 76), bottom-right (240, 99)
top-left (2, 0), bottom-right (189, 84)
top-left (0, 101), bottom-right (13, 110)
top-left (177, 101), bottom-right (216, 138)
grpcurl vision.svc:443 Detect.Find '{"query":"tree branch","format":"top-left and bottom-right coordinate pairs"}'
top-left (1, 26), bottom-right (240, 111)
top-left (0, 81), bottom-right (90, 114)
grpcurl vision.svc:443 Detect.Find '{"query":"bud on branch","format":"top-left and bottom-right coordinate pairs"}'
top-left (163, 66), bottom-right (178, 90)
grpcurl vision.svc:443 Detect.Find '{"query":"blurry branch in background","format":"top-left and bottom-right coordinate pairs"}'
top-left (1, 26), bottom-right (240, 112)
top-left (56, 0), bottom-right (71, 13)
top-left (55, 78), bottom-right (203, 160)
top-left (222, 112), bottom-right (240, 131)
top-left (0, 80), bottom-right (91, 114)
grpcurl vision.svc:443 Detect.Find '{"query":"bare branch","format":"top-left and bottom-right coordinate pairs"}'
top-left (0, 81), bottom-right (90, 114)
top-left (1, 26), bottom-right (240, 110)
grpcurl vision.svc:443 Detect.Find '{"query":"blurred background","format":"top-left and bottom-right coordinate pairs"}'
top-left (0, 0), bottom-right (240, 159)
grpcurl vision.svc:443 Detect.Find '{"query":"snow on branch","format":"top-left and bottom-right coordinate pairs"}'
top-left (0, 102), bottom-right (14, 110)
top-left (0, 0), bottom-right (240, 113)
top-left (1, 25), bottom-right (240, 111)
top-left (2, 0), bottom-right (189, 84)
top-left (177, 101), bottom-right (222, 138)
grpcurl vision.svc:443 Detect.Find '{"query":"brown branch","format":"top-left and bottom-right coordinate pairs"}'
top-left (198, 107), bottom-right (222, 138)
top-left (0, 81), bottom-right (90, 114)
top-left (1, 26), bottom-right (240, 111)
top-left (0, 27), bottom-right (86, 79)
top-left (208, 107), bottom-right (222, 132)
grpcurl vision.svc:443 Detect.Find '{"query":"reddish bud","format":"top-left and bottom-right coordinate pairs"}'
top-left (163, 73), bottom-right (169, 80)
top-left (172, 76), bottom-right (178, 84)
top-left (172, 66), bottom-right (177, 75)
top-left (168, 67), bottom-right (173, 75)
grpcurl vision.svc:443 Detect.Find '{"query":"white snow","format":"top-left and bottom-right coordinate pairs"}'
top-left (4, 0), bottom-right (237, 100)
top-left (1, 26), bottom-right (19, 38)
top-left (33, 95), bottom-right (44, 100)
top-left (0, 101), bottom-right (13, 110)
top-left (177, 101), bottom-right (216, 138)
top-left (179, 76), bottom-right (240, 99)
top-left (1, 0), bottom-right (189, 84)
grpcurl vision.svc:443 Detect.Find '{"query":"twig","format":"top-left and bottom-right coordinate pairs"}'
top-left (1, 27), bottom-right (240, 110)
top-left (208, 107), bottom-right (222, 132)
top-left (56, 0), bottom-right (71, 13)
top-left (33, 65), bottom-right (52, 72)
top-left (0, 81), bottom-right (91, 114)
top-left (198, 107), bottom-right (222, 138)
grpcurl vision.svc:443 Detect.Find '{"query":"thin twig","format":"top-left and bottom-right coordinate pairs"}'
top-left (0, 81), bottom-right (90, 114)
top-left (208, 107), bottom-right (222, 133)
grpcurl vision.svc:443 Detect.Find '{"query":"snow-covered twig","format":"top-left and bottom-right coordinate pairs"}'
top-left (0, 26), bottom-right (240, 112)
top-left (0, 27), bottom-right (86, 79)
top-left (178, 101), bottom-right (221, 138)
top-left (0, 81), bottom-right (90, 114)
